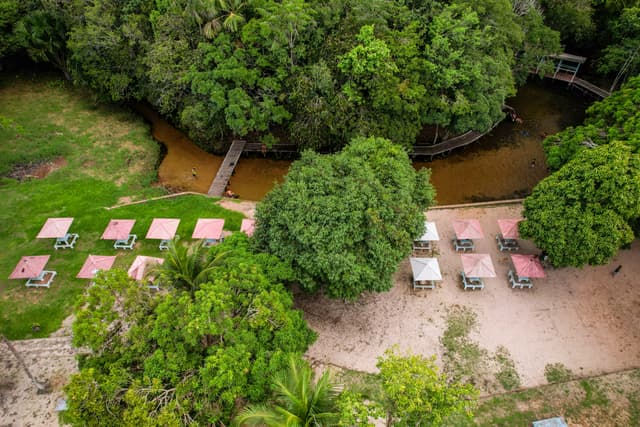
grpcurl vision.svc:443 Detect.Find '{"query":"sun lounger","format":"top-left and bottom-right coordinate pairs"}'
top-left (114, 234), bottom-right (137, 250)
top-left (508, 269), bottom-right (532, 289)
top-left (26, 270), bottom-right (57, 288)
top-left (496, 234), bottom-right (519, 252)
top-left (54, 233), bottom-right (79, 250)
top-left (453, 238), bottom-right (474, 252)
top-left (460, 271), bottom-right (484, 290)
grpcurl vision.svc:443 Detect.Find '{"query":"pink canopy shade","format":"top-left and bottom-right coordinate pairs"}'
top-left (37, 217), bottom-right (73, 239)
top-left (146, 218), bottom-right (180, 240)
top-left (127, 256), bottom-right (164, 281)
top-left (453, 219), bottom-right (484, 240)
top-left (461, 253), bottom-right (496, 278)
top-left (511, 254), bottom-right (546, 278)
top-left (9, 255), bottom-right (50, 279)
top-left (77, 255), bottom-right (117, 279)
top-left (102, 219), bottom-right (136, 240)
top-left (498, 219), bottom-right (522, 240)
top-left (240, 219), bottom-right (255, 237)
top-left (192, 219), bottom-right (224, 240)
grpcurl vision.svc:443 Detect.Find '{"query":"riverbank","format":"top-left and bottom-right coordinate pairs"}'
top-left (141, 79), bottom-right (588, 204)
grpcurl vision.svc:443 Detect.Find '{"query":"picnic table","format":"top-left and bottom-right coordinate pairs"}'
top-left (508, 269), bottom-right (533, 289)
top-left (453, 238), bottom-right (474, 252)
top-left (496, 234), bottom-right (519, 252)
top-left (460, 272), bottom-right (484, 290)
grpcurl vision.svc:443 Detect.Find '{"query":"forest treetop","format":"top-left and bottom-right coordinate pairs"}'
top-left (2, 0), bottom-right (565, 152)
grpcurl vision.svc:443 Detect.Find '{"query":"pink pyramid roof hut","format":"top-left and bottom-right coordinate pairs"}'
top-left (192, 219), bottom-right (224, 240)
top-left (102, 219), bottom-right (136, 240)
top-left (511, 254), bottom-right (546, 278)
top-left (128, 256), bottom-right (164, 281)
top-left (453, 219), bottom-right (484, 240)
top-left (77, 255), bottom-right (117, 279)
top-left (498, 219), bottom-right (522, 240)
top-left (146, 218), bottom-right (180, 240)
top-left (461, 253), bottom-right (496, 278)
top-left (9, 255), bottom-right (50, 279)
top-left (240, 219), bottom-right (255, 237)
top-left (37, 218), bottom-right (74, 239)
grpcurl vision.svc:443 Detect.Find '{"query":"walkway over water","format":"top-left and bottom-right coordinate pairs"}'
top-left (537, 53), bottom-right (610, 99)
top-left (243, 114), bottom-right (509, 159)
top-left (207, 140), bottom-right (246, 197)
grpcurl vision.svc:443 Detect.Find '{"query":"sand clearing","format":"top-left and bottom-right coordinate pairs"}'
top-left (297, 202), bottom-right (640, 390)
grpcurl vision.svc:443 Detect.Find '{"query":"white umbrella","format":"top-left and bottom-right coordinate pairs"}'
top-left (410, 257), bottom-right (443, 281)
top-left (418, 221), bottom-right (440, 241)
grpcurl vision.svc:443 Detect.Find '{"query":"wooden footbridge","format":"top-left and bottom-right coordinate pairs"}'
top-left (207, 140), bottom-right (246, 197)
top-left (536, 53), bottom-right (610, 98)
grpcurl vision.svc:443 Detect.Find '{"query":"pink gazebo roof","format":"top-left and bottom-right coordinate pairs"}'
top-left (9, 255), bottom-right (50, 279)
top-left (453, 219), bottom-right (484, 240)
top-left (127, 256), bottom-right (164, 281)
top-left (241, 219), bottom-right (255, 237)
top-left (37, 218), bottom-right (73, 239)
top-left (192, 219), bottom-right (224, 240)
top-left (77, 255), bottom-right (117, 279)
top-left (511, 254), bottom-right (546, 278)
top-left (102, 219), bottom-right (136, 240)
top-left (146, 218), bottom-right (180, 240)
top-left (461, 254), bottom-right (496, 278)
top-left (498, 219), bottom-right (522, 240)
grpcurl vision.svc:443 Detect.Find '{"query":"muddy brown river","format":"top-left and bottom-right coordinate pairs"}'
top-left (138, 80), bottom-right (588, 205)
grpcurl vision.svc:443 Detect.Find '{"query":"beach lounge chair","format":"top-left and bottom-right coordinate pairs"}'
top-left (453, 238), bottom-right (474, 252)
top-left (496, 234), bottom-right (519, 252)
top-left (460, 271), bottom-right (484, 290)
top-left (114, 234), bottom-right (137, 250)
top-left (54, 233), bottom-right (79, 250)
top-left (508, 269), bottom-right (532, 289)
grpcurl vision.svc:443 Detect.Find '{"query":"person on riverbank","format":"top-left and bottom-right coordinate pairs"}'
top-left (191, 167), bottom-right (198, 178)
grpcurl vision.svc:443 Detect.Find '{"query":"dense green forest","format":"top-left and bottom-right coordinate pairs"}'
top-left (0, 0), bottom-right (564, 152)
top-left (2, 1), bottom-right (638, 154)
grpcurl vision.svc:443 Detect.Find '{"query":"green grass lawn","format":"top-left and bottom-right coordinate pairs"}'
top-left (0, 74), bottom-right (244, 339)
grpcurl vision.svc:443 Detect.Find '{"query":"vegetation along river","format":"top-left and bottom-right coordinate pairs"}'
top-left (139, 80), bottom-right (588, 205)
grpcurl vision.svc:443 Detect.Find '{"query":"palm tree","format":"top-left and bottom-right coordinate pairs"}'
top-left (233, 355), bottom-right (342, 427)
top-left (154, 236), bottom-right (226, 295)
top-left (186, 0), bottom-right (248, 38)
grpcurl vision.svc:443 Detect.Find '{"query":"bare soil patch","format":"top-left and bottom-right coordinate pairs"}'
top-left (7, 157), bottom-right (67, 181)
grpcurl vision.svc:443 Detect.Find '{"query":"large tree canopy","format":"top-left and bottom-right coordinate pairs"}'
top-left (64, 234), bottom-right (316, 425)
top-left (520, 141), bottom-right (640, 267)
top-left (544, 75), bottom-right (640, 171)
top-left (253, 136), bottom-right (435, 300)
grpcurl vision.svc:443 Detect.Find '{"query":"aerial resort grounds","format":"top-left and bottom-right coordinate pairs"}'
top-left (2, 75), bottom-right (640, 426)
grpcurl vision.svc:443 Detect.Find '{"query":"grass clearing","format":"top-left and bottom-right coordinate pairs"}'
top-left (0, 74), bottom-right (244, 339)
top-left (473, 370), bottom-right (640, 426)
top-left (544, 362), bottom-right (574, 384)
top-left (441, 305), bottom-right (491, 388)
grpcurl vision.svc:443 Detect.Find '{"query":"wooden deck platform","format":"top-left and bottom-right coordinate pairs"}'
top-left (207, 140), bottom-right (246, 197)
top-left (544, 71), bottom-right (610, 98)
